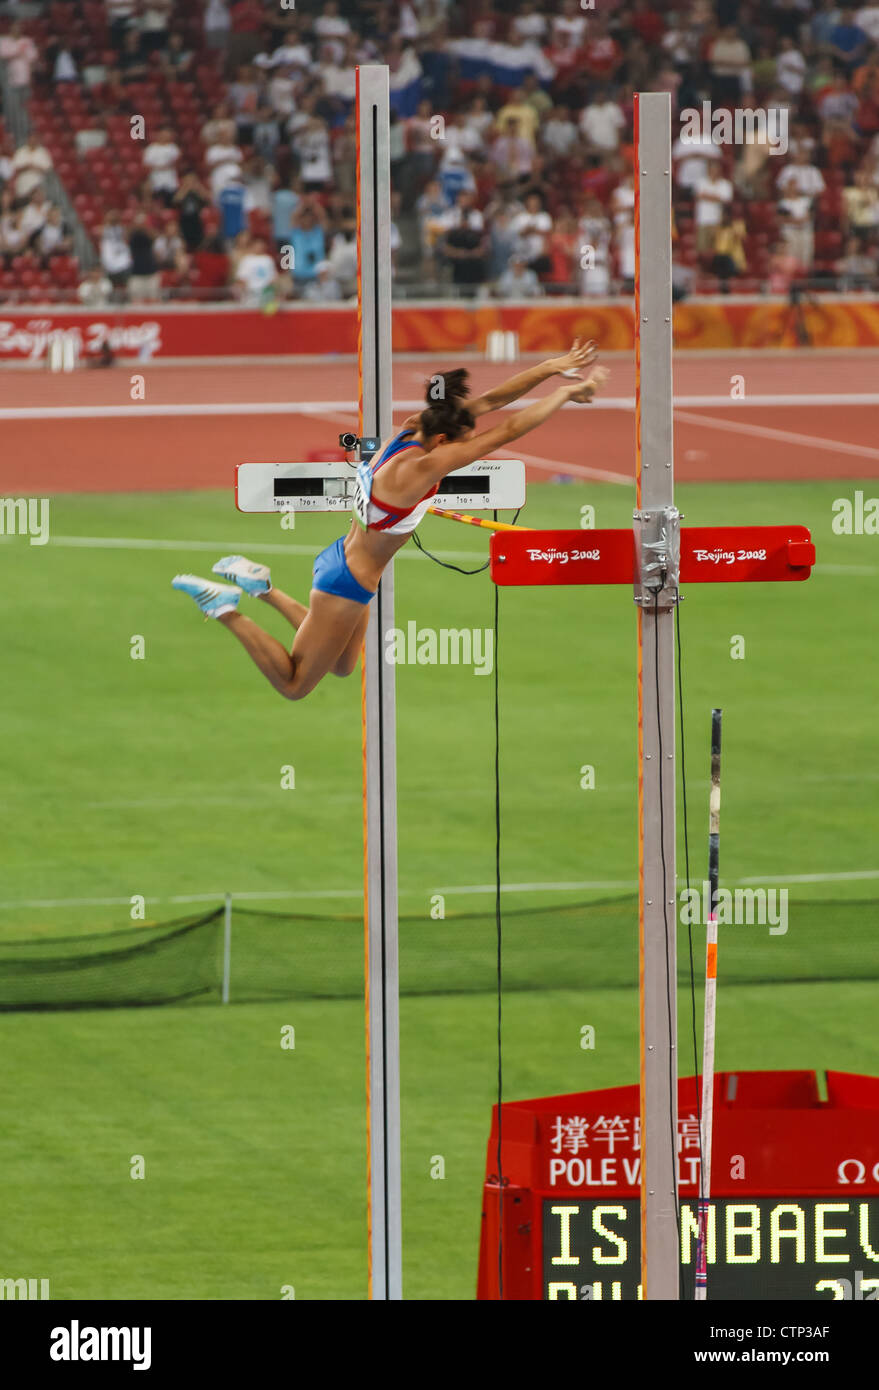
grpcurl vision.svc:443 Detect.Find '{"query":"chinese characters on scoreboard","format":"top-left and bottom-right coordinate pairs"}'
top-left (549, 1112), bottom-right (703, 1189)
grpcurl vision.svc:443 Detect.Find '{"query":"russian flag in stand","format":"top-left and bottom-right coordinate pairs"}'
top-left (388, 47), bottom-right (424, 118)
top-left (447, 37), bottom-right (556, 91)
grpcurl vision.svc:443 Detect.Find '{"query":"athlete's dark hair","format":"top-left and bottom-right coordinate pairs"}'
top-left (419, 369), bottom-right (474, 441)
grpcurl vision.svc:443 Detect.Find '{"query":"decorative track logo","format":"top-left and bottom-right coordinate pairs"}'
top-left (0, 318), bottom-right (162, 360)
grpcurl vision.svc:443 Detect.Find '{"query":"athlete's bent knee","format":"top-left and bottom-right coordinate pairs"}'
top-left (278, 679), bottom-right (309, 701)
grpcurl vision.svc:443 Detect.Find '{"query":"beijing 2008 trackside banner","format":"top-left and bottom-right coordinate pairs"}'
top-left (1, 299), bottom-right (879, 360)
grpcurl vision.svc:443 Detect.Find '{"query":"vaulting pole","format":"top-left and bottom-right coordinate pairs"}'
top-left (357, 65), bottom-right (402, 1301)
top-left (634, 91), bottom-right (680, 1300)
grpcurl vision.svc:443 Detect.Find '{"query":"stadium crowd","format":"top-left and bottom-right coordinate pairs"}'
top-left (0, 0), bottom-right (878, 303)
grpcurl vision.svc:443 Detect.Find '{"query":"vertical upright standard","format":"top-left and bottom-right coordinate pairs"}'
top-left (634, 91), bottom-right (680, 1300)
top-left (490, 92), bottom-right (813, 1302)
top-left (357, 65), bottom-right (402, 1301)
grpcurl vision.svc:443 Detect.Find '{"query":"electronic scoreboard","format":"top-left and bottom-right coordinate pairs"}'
top-left (477, 1071), bottom-right (879, 1300)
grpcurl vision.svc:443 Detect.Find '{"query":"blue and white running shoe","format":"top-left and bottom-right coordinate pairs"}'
top-left (211, 555), bottom-right (272, 596)
top-left (172, 574), bottom-right (242, 618)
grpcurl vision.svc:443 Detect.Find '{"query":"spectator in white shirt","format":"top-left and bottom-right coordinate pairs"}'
top-left (106, 0), bottom-right (137, 43)
top-left (778, 194), bottom-right (816, 269)
top-left (0, 200), bottom-right (26, 256)
top-left (694, 163), bottom-right (734, 253)
top-left (205, 139), bottom-right (244, 197)
top-left (672, 128), bottom-right (723, 193)
top-left (580, 89), bottom-right (626, 153)
top-left (53, 46), bottom-right (79, 83)
top-left (707, 25), bottom-right (752, 103)
top-left (510, 192), bottom-right (552, 273)
top-left (136, 1), bottom-right (172, 56)
top-left (313, 0), bottom-right (350, 63)
top-left (0, 21), bottom-right (39, 92)
top-left (497, 255), bottom-right (543, 298)
top-left (615, 219), bottom-right (636, 287)
top-left (326, 229), bottom-right (357, 297)
top-left (398, 1), bottom-right (419, 41)
top-left (268, 66), bottom-right (297, 118)
top-left (438, 188), bottom-right (484, 234)
top-left (39, 206), bottom-right (71, 260)
top-left (293, 116), bottom-right (333, 192)
top-left (302, 259), bottom-right (344, 301)
top-left (0, 135), bottom-right (14, 187)
top-left (204, 0), bottom-right (231, 51)
top-left (235, 235), bottom-right (278, 304)
top-left (662, 8), bottom-right (700, 66)
top-left (611, 172), bottom-right (636, 228)
top-left (318, 43), bottom-right (357, 103)
top-left (201, 106), bottom-right (235, 149)
top-left (19, 189), bottom-right (51, 244)
top-left (143, 128), bottom-right (181, 201)
top-left (441, 110), bottom-right (485, 162)
top-left (512, 0), bottom-right (548, 42)
top-left (12, 138), bottom-right (53, 200)
top-left (776, 37), bottom-right (807, 96)
top-left (579, 199), bottom-right (613, 296)
top-left (856, 5), bottom-right (879, 42)
top-left (541, 107), bottom-right (579, 161)
top-left (777, 151), bottom-right (826, 201)
top-left (99, 211), bottom-right (133, 290)
top-left (268, 39), bottom-right (312, 72)
top-left (551, 0), bottom-right (588, 48)
top-left (78, 266), bottom-right (113, 307)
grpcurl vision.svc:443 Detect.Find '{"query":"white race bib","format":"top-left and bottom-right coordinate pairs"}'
top-left (351, 456), bottom-right (373, 530)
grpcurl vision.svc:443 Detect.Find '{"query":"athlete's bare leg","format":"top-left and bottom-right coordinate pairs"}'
top-left (330, 605), bottom-right (370, 677)
top-left (257, 584), bottom-right (368, 679)
top-left (218, 589), bottom-right (364, 700)
top-left (259, 586), bottom-right (309, 630)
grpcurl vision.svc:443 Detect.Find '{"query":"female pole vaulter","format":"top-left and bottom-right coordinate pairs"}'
top-left (172, 340), bottom-right (609, 701)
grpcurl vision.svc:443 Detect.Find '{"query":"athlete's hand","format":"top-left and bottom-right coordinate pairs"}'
top-left (565, 366), bottom-right (610, 403)
top-left (550, 338), bottom-right (599, 377)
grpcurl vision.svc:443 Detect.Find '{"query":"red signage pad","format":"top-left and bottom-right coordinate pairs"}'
top-left (490, 526), bottom-right (815, 587)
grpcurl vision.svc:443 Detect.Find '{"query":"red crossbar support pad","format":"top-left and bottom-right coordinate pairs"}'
top-left (490, 526), bottom-right (815, 586)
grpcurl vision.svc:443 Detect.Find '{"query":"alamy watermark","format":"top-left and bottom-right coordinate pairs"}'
top-left (831, 490), bottom-right (879, 535)
top-left (50, 1322), bottom-right (151, 1370)
top-left (0, 497), bottom-right (50, 545)
top-left (1, 1275), bottom-right (49, 1299)
top-left (680, 882), bottom-right (788, 936)
top-left (385, 622), bottom-right (494, 676)
top-left (680, 101), bottom-right (788, 157)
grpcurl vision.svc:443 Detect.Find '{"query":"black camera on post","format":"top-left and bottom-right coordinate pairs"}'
top-left (338, 433), bottom-right (381, 460)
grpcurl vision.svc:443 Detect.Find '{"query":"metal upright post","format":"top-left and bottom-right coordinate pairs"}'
top-left (634, 91), bottom-right (680, 1300)
top-left (357, 65), bottom-right (402, 1302)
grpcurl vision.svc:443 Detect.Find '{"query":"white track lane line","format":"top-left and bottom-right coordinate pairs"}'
top-left (674, 409), bottom-right (879, 462)
top-left (41, 535), bottom-right (479, 562)
top-left (2, 392), bottom-right (879, 421)
top-left (1, 869), bottom-right (876, 911)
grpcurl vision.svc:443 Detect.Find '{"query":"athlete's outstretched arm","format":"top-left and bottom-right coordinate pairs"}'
top-left (468, 338), bottom-right (598, 417)
top-left (412, 367), bottom-right (610, 490)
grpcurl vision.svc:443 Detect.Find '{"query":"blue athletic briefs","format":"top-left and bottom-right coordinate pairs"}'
top-left (312, 536), bottom-right (375, 605)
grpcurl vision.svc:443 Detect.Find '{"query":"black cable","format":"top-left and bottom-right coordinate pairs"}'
top-left (411, 529), bottom-right (489, 575)
top-left (410, 508), bottom-right (523, 577)
top-left (677, 602), bottom-right (705, 1242)
top-left (494, 561), bottom-right (503, 1300)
